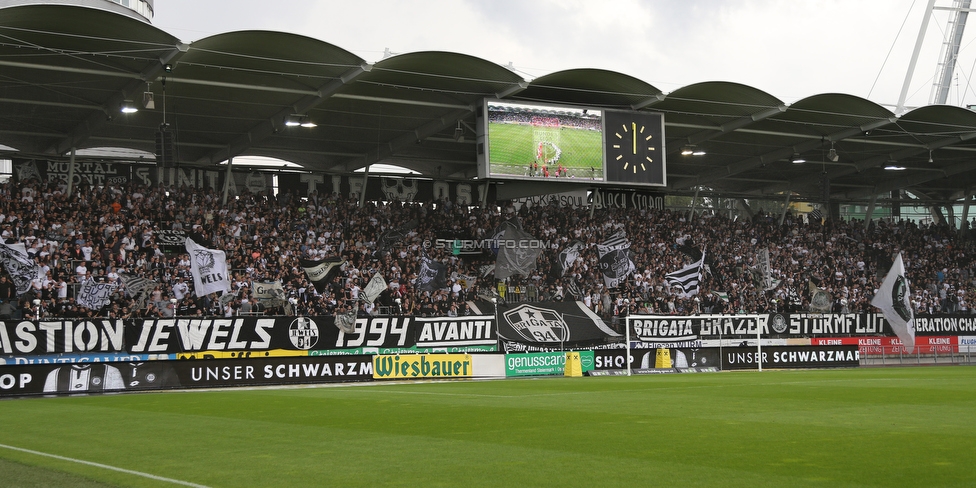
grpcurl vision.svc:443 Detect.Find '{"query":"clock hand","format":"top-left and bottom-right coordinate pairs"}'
top-left (632, 122), bottom-right (637, 154)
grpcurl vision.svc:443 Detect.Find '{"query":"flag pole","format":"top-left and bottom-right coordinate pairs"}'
top-left (625, 315), bottom-right (631, 376)
top-left (757, 317), bottom-right (763, 372)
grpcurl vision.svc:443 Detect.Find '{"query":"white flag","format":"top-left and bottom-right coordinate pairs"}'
top-left (361, 272), bottom-right (387, 304)
top-left (871, 253), bottom-right (915, 352)
top-left (76, 279), bottom-right (117, 310)
top-left (185, 238), bottom-right (231, 297)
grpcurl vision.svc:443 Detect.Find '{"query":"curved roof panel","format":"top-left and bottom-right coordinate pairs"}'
top-left (2, 4), bottom-right (976, 205)
top-left (514, 68), bottom-right (663, 109)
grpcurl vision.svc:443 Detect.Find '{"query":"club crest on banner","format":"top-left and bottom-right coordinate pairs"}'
top-left (892, 275), bottom-right (913, 323)
top-left (768, 313), bottom-right (789, 334)
top-left (193, 249), bottom-right (216, 270)
top-left (503, 304), bottom-right (570, 343)
top-left (288, 317), bottom-right (319, 350)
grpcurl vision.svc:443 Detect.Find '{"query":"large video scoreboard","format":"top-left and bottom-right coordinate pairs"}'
top-left (478, 99), bottom-right (666, 187)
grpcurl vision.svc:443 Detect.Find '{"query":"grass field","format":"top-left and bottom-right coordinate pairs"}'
top-left (0, 366), bottom-right (974, 487)
top-left (488, 123), bottom-right (603, 178)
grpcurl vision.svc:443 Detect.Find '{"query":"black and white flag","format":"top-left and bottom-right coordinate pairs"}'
top-left (808, 280), bottom-right (832, 313)
top-left (556, 240), bottom-right (585, 276)
top-left (596, 231), bottom-right (635, 288)
top-left (665, 250), bottom-right (706, 298)
top-left (809, 207), bottom-right (823, 223)
top-left (416, 253), bottom-right (447, 291)
top-left (871, 252), bottom-right (915, 352)
top-left (757, 248), bottom-right (780, 290)
top-left (76, 279), bottom-right (118, 310)
top-left (300, 256), bottom-right (345, 293)
top-left (566, 277), bottom-right (583, 300)
top-left (495, 225), bottom-right (543, 280)
top-left (0, 241), bottom-right (40, 296)
top-left (361, 272), bottom-right (388, 304)
top-left (335, 308), bottom-right (358, 334)
top-left (186, 238), bottom-right (231, 297)
top-left (374, 219), bottom-right (418, 258)
top-left (252, 280), bottom-right (287, 309)
top-left (119, 273), bottom-right (156, 310)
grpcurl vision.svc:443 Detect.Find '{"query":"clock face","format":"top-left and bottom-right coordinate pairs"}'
top-left (604, 110), bottom-right (666, 186)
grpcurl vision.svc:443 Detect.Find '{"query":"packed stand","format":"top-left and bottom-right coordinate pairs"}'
top-left (1, 179), bottom-right (974, 321)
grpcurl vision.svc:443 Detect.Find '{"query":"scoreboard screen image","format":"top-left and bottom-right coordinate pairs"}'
top-left (482, 99), bottom-right (665, 187)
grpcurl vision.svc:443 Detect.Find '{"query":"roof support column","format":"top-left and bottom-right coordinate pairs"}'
top-left (960, 192), bottom-right (972, 236)
top-left (65, 148), bottom-right (76, 197)
top-left (778, 192), bottom-right (792, 226)
top-left (359, 165), bottom-right (369, 208)
top-left (930, 205), bottom-right (947, 226)
top-left (864, 195), bottom-right (877, 230)
top-left (892, 190), bottom-right (901, 220)
top-left (222, 156), bottom-right (234, 206)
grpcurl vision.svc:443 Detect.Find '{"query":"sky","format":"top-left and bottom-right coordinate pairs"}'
top-left (150, 0), bottom-right (976, 111)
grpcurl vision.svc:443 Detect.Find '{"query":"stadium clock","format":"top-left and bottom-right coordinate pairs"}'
top-left (603, 110), bottom-right (666, 186)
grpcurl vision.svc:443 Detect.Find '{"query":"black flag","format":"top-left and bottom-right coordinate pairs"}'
top-left (416, 253), bottom-right (447, 291)
top-left (301, 256), bottom-right (345, 293)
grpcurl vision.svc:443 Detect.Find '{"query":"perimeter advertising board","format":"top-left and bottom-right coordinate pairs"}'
top-left (593, 348), bottom-right (721, 371)
top-left (372, 354), bottom-right (473, 380)
top-left (811, 336), bottom-right (957, 355)
top-left (721, 346), bottom-right (860, 370)
top-left (504, 351), bottom-right (595, 377)
top-left (0, 355), bottom-right (373, 398)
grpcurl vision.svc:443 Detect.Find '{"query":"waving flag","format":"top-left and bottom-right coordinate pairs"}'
top-left (416, 253), bottom-right (447, 291)
top-left (665, 251), bottom-right (706, 298)
top-left (185, 238), bottom-right (230, 297)
top-left (596, 231), bottom-right (635, 288)
top-left (301, 256), bottom-right (345, 293)
top-left (361, 272), bottom-right (388, 304)
top-left (76, 279), bottom-right (117, 310)
top-left (556, 240), bottom-right (585, 276)
top-left (119, 273), bottom-right (157, 310)
top-left (0, 241), bottom-right (40, 296)
top-left (871, 252), bottom-right (915, 352)
top-left (495, 224), bottom-right (543, 280)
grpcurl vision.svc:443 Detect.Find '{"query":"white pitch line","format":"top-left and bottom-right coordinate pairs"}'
top-left (0, 443), bottom-right (210, 488)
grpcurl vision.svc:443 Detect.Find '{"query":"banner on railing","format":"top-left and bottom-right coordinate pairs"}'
top-left (0, 319), bottom-right (126, 355)
top-left (629, 313), bottom-right (896, 340)
top-left (124, 315), bottom-right (497, 356)
top-left (630, 313), bottom-right (976, 339)
top-left (3, 312), bottom-right (974, 366)
top-left (496, 301), bottom-right (620, 349)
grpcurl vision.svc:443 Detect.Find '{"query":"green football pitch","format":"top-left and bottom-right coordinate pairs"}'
top-left (488, 123), bottom-right (603, 178)
top-left (0, 366), bottom-right (974, 487)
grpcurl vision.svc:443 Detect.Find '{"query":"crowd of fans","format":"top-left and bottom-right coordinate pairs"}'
top-left (1, 178), bottom-right (975, 322)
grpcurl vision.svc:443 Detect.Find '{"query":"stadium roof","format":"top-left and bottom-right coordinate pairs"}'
top-left (2, 3), bottom-right (976, 205)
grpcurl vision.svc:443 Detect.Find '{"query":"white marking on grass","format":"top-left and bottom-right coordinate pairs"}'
top-left (0, 443), bottom-right (210, 488)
